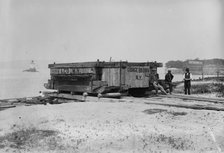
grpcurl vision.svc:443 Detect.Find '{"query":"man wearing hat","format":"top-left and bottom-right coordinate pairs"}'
top-left (183, 68), bottom-right (192, 95)
top-left (165, 70), bottom-right (174, 94)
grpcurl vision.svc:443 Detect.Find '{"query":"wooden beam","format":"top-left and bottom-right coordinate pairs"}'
top-left (145, 101), bottom-right (224, 111)
top-left (0, 105), bottom-right (16, 111)
top-left (46, 93), bottom-right (85, 102)
top-left (158, 94), bottom-right (224, 104)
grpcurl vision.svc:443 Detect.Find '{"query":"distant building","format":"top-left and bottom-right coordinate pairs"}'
top-left (203, 64), bottom-right (224, 76)
top-left (23, 60), bottom-right (38, 72)
top-left (184, 60), bottom-right (203, 75)
top-left (165, 59), bottom-right (224, 78)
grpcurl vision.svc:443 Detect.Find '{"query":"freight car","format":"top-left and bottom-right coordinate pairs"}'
top-left (44, 60), bottom-right (164, 96)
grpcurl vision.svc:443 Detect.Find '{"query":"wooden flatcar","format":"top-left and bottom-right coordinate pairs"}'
top-left (44, 60), bottom-right (163, 96)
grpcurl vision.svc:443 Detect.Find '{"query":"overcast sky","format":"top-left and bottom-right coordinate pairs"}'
top-left (0, 0), bottom-right (223, 63)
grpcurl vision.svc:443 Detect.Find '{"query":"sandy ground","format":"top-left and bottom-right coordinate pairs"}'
top-left (1, 97), bottom-right (224, 153)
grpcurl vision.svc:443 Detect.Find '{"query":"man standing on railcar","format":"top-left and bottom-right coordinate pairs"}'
top-left (183, 68), bottom-right (192, 95)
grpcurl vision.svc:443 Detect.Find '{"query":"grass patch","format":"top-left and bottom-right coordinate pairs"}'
top-left (0, 125), bottom-right (86, 152)
top-left (174, 82), bottom-right (224, 97)
top-left (0, 126), bottom-right (58, 150)
top-left (141, 133), bottom-right (195, 151)
top-left (191, 83), bottom-right (212, 94)
top-left (155, 134), bottom-right (193, 150)
top-left (214, 83), bottom-right (224, 97)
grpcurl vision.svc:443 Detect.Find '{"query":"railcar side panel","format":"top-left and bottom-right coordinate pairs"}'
top-left (125, 66), bottom-right (150, 88)
top-left (102, 68), bottom-right (120, 86)
top-left (45, 61), bottom-right (163, 94)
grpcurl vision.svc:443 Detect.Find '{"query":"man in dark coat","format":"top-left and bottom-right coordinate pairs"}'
top-left (183, 68), bottom-right (192, 95)
top-left (165, 70), bottom-right (174, 94)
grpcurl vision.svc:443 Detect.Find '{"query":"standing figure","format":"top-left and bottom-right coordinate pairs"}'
top-left (149, 68), bottom-right (167, 95)
top-left (39, 91), bottom-right (45, 98)
top-left (183, 68), bottom-right (192, 95)
top-left (165, 70), bottom-right (174, 94)
top-left (83, 92), bottom-right (88, 102)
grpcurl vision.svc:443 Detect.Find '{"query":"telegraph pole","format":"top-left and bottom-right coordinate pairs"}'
top-left (202, 61), bottom-right (204, 80)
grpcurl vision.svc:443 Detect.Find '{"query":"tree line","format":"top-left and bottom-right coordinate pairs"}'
top-left (165, 58), bottom-right (224, 68)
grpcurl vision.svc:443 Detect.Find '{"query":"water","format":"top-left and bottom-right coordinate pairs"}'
top-left (0, 68), bottom-right (50, 99)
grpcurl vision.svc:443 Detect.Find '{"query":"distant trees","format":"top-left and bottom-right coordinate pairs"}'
top-left (203, 59), bottom-right (224, 66)
top-left (166, 59), bottom-right (224, 68)
top-left (165, 60), bottom-right (184, 69)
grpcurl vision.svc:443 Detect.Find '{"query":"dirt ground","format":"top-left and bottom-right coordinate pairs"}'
top-left (1, 96), bottom-right (224, 153)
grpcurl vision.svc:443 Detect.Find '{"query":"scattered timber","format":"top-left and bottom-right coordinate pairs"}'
top-left (1, 91), bottom-right (224, 112)
top-left (46, 93), bottom-right (86, 102)
top-left (0, 96), bottom-right (48, 106)
top-left (0, 105), bottom-right (16, 111)
top-left (144, 101), bottom-right (224, 111)
top-left (46, 92), bottom-right (121, 102)
top-left (158, 94), bottom-right (224, 104)
top-left (100, 93), bottom-right (121, 98)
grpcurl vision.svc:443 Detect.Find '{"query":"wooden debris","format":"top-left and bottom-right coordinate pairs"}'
top-left (101, 93), bottom-right (121, 99)
top-left (158, 94), bottom-right (224, 103)
top-left (145, 101), bottom-right (224, 111)
top-left (46, 93), bottom-right (85, 102)
top-left (0, 105), bottom-right (16, 111)
top-left (0, 96), bottom-right (48, 106)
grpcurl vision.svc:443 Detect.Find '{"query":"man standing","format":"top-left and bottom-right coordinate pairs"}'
top-left (183, 68), bottom-right (192, 95)
top-left (165, 70), bottom-right (174, 94)
top-left (149, 68), bottom-right (167, 95)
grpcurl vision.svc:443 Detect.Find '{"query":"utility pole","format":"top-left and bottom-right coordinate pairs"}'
top-left (201, 62), bottom-right (204, 80)
top-left (217, 69), bottom-right (220, 78)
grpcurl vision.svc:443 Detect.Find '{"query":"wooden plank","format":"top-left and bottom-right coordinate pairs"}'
top-left (47, 93), bottom-right (122, 101)
top-left (46, 93), bottom-right (85, 102)
top-left (102, 68), bottom-right (120, 86)
top-left (158, 94), bottom-right (224, 103)
top-left (0, 96), bottom-right (50, 105)
top-left (0, 96), bottom-right (39, 103)
top-left (49, 62), bottom-right (97, 68)
top-left (101, 93), bottom-right (121, 99)
top-left (0, 105), bottom-right (16, 111)
top-left (145, 101), bottom-right (224, 111)
top-left (49, 61), bottom-right (163, 69)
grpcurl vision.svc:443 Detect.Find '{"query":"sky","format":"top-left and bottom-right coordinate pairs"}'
top-left (0, 0), bottom-right (223, 63)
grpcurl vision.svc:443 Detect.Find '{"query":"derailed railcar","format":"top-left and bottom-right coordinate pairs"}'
top-left (44, 60), bottom-right (163, 96)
